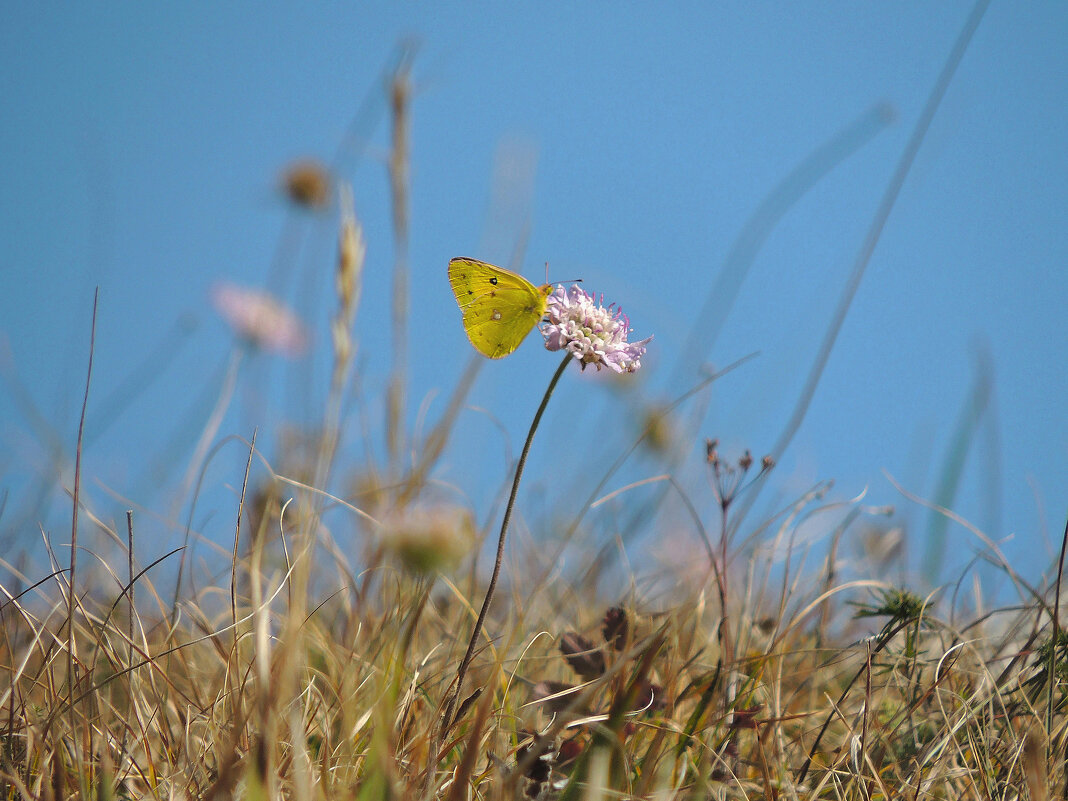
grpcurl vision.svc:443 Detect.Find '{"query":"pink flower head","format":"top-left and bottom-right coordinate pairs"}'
top-left (541, 285), bottom-right (651, 373)
top-left (211, 282), bottom-right (308, 357)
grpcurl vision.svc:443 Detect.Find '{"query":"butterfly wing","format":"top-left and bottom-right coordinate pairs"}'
top-left (449, 257), bottom-right (553, 358)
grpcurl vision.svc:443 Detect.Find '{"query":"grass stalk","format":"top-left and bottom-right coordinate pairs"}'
top-left (433, 353), bottom-right (571, 777)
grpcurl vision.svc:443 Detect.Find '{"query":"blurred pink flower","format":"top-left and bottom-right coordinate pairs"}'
top-left (541, 285), bottom-right (651, 373)
top-left (211, 282), bottom-right (308, 357)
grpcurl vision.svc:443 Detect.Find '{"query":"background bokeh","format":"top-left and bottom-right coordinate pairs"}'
top-left (2, 4), bottom-right (1066, 594)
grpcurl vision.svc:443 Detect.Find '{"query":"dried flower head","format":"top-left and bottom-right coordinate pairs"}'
top-left (281, 159), bottom-right (332, 209)
top-left (541, 285), bottom-right (651, 373)
top-left (639, 404), bottom-right (675, 456)
top-left (211, 282), bottom-right (308, 357)
top-left (381, 505), bottom-right (475, 575)
top-left (705, 438), bottom-right (719, 465)
top-left (739, 449), bottom-right (753, 471)
top-left (705, 439), bottom-right (775, 510)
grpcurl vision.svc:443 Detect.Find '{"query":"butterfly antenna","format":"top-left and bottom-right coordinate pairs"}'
top-left (542, 263), bottom-right (584, 287)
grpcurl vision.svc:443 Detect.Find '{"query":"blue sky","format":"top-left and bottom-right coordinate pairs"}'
top-left (2, 4), bottom-right (1066, 595)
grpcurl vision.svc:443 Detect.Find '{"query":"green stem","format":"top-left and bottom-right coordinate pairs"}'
top-left (440, 352), bottom-right (571, 736)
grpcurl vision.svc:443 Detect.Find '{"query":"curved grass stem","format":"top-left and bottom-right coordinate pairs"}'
top-left (435, 353), bottom-right (571, 763)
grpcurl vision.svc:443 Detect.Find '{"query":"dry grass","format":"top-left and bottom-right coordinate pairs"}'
top-left (1, 501), bottom-right (1065, 799)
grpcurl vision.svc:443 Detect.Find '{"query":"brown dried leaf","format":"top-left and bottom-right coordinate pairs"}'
top-left (602, 606), bottom-right (628, 651)
top-left (559, 632), bottom-right (605, 679)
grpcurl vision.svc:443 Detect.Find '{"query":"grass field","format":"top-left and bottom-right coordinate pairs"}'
top-left (2, 419), bottom-right (1063, 799)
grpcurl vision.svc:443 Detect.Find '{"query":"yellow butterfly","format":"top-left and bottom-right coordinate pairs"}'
top-left (448, 257), bottom-right (553, 359)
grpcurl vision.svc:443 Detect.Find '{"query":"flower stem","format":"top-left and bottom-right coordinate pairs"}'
top-left (440, 353), bottom-right (571, 736)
